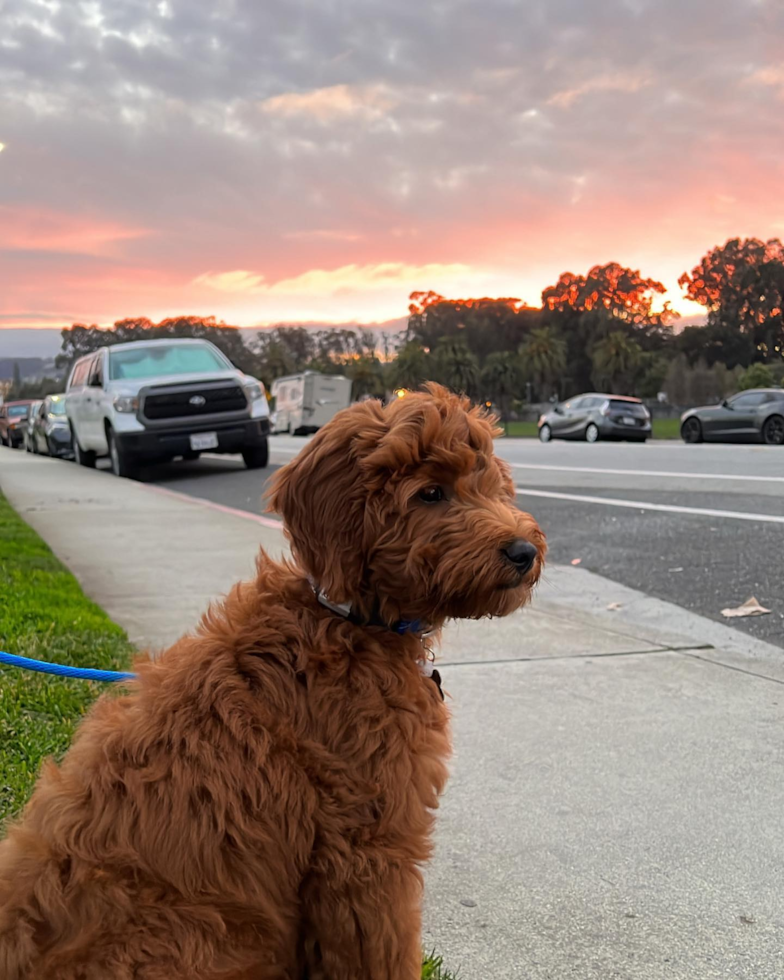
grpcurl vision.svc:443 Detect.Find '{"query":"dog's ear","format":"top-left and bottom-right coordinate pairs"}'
top-left (267, 400), bottom-right (386, 603)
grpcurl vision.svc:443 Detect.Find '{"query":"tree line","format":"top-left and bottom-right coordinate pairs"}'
top-left (401, 237), bottom-right (784, 410)
top-left (11, 235), bottom-right (781, 410)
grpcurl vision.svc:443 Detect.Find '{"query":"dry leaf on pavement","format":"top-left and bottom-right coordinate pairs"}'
top-left (720, 597), bottom-right (771, 619)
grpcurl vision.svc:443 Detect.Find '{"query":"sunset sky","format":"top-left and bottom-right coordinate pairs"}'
top-left (1, 0), bottom-right (783, 340)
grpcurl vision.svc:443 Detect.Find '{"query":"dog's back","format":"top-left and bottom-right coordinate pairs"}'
top-left (0, 563), bottom-right (450, 979)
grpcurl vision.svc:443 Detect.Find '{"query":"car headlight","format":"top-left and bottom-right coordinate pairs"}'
top-left (243, 380), bottom-right (264, 402)
top-left (113, 395), bottom-right (138, 413)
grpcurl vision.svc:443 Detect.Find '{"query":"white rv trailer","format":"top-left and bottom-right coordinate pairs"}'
top-left (270, 371), bottom-right (353, 434)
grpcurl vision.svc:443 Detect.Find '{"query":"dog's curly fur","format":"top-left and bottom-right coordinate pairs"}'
top-left (0, 384), bottom-right (545, 979)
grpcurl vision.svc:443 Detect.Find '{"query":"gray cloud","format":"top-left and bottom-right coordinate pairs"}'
top-left (1, 0), bottom-right (782, 319)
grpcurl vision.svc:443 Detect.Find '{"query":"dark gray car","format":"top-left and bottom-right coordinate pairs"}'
top-left (30, 394), bottom-right (74, 458)
top-left (680, 388), bottom-right (784, 445)
top-left (538, 393), bottom-right (651, 443)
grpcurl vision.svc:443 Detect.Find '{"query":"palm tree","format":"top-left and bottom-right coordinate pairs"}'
top-left (433, 336), bottom-right (480, 397)
top-left (388, 342), bottom-right (431, 391)
top-left (519, 327), bottom-right (567, 400)
top-left (591, 331), bottom-right (642, 393)
top-left (480, 352), bottom-right (521, 425)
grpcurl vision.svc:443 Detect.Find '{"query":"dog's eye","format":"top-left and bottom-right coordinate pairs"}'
top-left (418, 486), bottom-right (445, 503)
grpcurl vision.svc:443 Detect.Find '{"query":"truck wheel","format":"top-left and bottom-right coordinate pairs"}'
top-left (108, 427), bottom-right (138, 479)
top-left (242, 441), bottom-right (269, 469)
top-left (73, 437), bottom-right (97, 468)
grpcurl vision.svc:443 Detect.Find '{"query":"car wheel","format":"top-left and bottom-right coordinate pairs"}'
top-left (538, 423), bottom-right (552, 443)
top-left (585, 423), bottom-right (600, 443)
top-left (108, 427), bottom-right (138, 479)
top-left (74, 437), bottom-right (97, 468)
top-left (182, 450), bottom-right (201, 461)
top-left (762, 414), bottom-right (784, 446)
top-left (242, 441), bottom-right (269, 469)
top-left (680, 417), bottom-right (703, 444)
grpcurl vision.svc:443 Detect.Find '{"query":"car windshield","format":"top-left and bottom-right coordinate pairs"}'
top-left (8, 405), bottom-right (28, 418)
top-left (108, 343), bottom-right (230, 381)
top-left (48, 399), bottom-right (67, 416)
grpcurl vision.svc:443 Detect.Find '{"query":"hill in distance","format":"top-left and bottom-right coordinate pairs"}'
top-left (0, 317), bottom-right (409, 360)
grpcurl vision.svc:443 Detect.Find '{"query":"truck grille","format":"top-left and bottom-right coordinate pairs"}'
top-left (142, 383), bottom-right (248, 422)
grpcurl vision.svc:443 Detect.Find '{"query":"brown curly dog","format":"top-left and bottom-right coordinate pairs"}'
top-left (0, 384), bottom-right (545, 980)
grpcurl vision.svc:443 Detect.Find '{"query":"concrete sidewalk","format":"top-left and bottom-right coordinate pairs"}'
top-left (2, 448), bottom-right (783, 979)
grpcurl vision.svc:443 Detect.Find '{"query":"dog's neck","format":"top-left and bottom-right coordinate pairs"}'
top-left (308, 577), bottom-right (433, 638)
top-left (307, 579), bottom-right (444, 700)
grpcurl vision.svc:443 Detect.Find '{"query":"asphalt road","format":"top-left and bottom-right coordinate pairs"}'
top-left (142, 436), bottom-right (784, 649)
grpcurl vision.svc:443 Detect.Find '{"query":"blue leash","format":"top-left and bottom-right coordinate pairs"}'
top-left (0, 650), bottom-right (136, 683)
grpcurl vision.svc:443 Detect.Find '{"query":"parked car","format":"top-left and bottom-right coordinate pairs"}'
top-left (538, 393), bottom-right (651, 443)
top-left (270, 372), bottom-right (352, 435)
top-left (22, 400), bottom-right (43, 451)
top-left (29, 394), bottom-right (73, 458)
top-left (680, 388), bottom-right (784, 445)
top-left (0, 399), bottom-right (35, 448)
top-left (65, 339), bottom-right (270, 478)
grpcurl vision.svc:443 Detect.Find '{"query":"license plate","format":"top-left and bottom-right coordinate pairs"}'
top-left (190, 432), bottom-right (218, 451)
top-left (622, 416), bottom-right (636, 426)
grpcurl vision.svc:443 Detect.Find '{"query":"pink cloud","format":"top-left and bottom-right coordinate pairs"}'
top-left (259, 84), bottom-right (397, 123)
top-left (547, 71), bottom-right (653, 109)
top-left (0, 206), bottom-right (149, 255)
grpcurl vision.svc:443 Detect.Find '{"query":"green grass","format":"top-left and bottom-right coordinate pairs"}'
top-left (422, 952), bottom-right (458, 979)
top-left (0, 492), bottom-right (133, 823)
top-left (501, 417), bottom-right (682, 439)
top-left (651, 417), bottom-right (681, 439)
top-left (501, 420), bottom-right (539, 438)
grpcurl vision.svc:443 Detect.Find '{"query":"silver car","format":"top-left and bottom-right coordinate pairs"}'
top-left (538, 393), bottom-right (651, 443)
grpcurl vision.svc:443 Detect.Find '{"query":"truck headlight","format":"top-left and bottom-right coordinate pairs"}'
top-left (243, 381), bottom-right (264, 402)
top-left (113, 395), bottom-right (138, 413)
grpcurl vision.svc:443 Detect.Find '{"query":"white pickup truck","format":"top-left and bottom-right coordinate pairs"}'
top-left (65, 338), bottom-right (270, 478)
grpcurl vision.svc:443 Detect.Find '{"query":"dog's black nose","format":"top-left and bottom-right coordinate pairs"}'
top-left (502, 539), bottom-right (538, 574)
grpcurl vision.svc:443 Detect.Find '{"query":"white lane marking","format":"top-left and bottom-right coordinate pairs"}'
top-left (145, 483), bottom-right (283, 528)
top-left (508, 462), bottom-right (784, 483)
top-left (515, 486), bottom-right (784, 525)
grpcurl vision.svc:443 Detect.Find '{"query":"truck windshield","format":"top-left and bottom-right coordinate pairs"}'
top-left (108, 344), bottom-right (230, 381)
